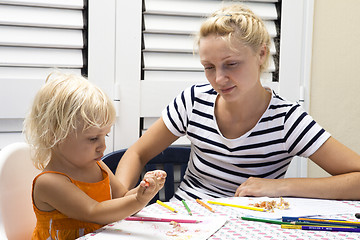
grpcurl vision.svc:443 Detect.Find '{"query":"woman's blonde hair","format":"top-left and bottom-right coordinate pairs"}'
top-left (197, 4), bottom-right (271, 72)
top-left (23, 72), bottom-right (116, 170)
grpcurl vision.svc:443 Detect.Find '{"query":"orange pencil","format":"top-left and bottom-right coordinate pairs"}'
top-left (196, 199), bottom-right (215, 212)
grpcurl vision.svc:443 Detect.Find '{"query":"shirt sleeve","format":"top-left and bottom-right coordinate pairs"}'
top-left (283, 104), bottom-right (331, 158)
top-left (161, 85), bottom-right (195, 137)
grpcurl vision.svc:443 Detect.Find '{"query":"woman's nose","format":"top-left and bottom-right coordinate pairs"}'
top-left (215, 68), bottom-right (227, 84)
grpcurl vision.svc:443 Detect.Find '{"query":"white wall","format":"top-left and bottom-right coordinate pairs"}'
top-left (308, 0), bottom-right (360, 177)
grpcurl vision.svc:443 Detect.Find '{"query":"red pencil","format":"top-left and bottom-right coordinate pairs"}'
top-left (125, 216), bottom-right (200, 223)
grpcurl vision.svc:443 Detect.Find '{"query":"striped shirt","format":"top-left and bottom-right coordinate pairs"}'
top-left (162, 84), bottom-right (331, 201)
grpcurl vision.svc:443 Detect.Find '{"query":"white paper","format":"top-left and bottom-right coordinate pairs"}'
top-left (87, 213), bottom-right (227, 240)
top-left (210, 197), bottom-right (360, 220)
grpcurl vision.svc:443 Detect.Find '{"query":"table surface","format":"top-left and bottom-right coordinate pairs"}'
top-left (79, 197), bottom-right (360, 240)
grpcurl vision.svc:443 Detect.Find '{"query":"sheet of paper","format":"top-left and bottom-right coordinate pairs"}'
top-left (209, 197), bottom-right (360, 220)
top-left (87, 213), bottom-right (227, 240)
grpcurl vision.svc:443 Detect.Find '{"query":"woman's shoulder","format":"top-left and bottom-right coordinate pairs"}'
top-left (181, 83), bottom-right (216, 101)
top-left (270, 90), bottom-right (301, 109)
top-left (266, 90), bottom-right (307, 119)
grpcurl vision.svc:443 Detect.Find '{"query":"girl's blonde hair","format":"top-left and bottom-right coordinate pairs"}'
top-left (23, 72), bottom-right (116, 170)
top-left (197, 4), bottom-right (271, 72)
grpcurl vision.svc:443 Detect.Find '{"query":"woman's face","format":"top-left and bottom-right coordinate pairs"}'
top-left (199, 34), bottom-right (265, 102)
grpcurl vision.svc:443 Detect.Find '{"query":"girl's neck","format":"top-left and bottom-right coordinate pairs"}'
top-left (45, 155), bottom-right (102, 183)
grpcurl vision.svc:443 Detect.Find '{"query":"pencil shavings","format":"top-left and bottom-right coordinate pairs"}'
top-left (249, 197), bottom-right (290, 212)
top-left (166, 221), bottom-right (189, 236)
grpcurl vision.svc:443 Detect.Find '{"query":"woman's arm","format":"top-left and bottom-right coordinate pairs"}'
top-left (235, 137), bottom-right (360, 200)
top-left (115, 117), bottom-right (179, 190)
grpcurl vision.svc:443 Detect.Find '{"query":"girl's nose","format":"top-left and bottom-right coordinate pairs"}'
top-left (97, 138), bottom-right (106, 152)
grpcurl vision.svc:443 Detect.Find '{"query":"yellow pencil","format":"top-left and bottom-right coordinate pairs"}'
top-left (156, 200), bottom-right (177, 213)
top-left (281, 224), bottom-right (354, 229)
top-left (207, 200), bottom-right (265, 212)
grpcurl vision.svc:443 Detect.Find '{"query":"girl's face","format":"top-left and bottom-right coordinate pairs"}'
top-left (54, 124), bottom-right (112, 168)
top-left (199, 34), bottom-right (266, 102)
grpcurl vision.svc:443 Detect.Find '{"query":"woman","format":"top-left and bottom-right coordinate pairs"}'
top-left (116, 4), bottom-right (360, 201)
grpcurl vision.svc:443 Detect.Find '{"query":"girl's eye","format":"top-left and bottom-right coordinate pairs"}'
top-left (89, 137), bottom-right (98, 142)
top-left (106, 134), bottom-right (109, 137)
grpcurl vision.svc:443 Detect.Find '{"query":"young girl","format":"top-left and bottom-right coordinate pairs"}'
top-left (24, 72), bottom-right (166, 240)
top-left (116, 4), bottom-right (360, 201)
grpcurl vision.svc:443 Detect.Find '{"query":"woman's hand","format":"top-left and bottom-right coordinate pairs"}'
top-left (235, 177), bottom-right (283, 197)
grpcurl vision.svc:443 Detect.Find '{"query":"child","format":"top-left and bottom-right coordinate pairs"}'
top-left (24, 72), bottom-right (166, 240)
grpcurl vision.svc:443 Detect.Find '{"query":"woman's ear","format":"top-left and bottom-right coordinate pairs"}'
top-left (258, 45), bottom-right (267, 65)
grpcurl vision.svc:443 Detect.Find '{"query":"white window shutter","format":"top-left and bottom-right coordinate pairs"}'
top-left (0, 0), bottom-right (87, 149)
top-left (0, 1), bottom-right (87, 121)
top-left (141, 0), bottom-right (280, 140)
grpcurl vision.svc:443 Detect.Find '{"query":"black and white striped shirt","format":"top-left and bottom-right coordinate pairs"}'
top-left (162, 84), bottom-right (330, 200)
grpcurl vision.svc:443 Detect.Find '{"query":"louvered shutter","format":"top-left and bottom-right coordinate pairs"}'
top-left (141, 0), bottom-right (280, 143)
top-left (0, 0), bottom-right (87, 145)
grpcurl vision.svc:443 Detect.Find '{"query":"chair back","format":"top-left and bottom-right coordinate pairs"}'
top-left (102, 146), bottom-right (190, 202)
top-left (0, 142), bottom-right (41, 240)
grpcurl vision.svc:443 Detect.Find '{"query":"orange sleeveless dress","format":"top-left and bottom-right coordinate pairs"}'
top-left (32, 162), bottom-right (111, 240)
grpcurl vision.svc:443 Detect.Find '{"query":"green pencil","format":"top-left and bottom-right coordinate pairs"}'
top-left (182, 199), bottom-right (192, 216)
top-left (240, 216), bottom-right (290, 225)
top-left (240, 216), bottom-right (345, 227)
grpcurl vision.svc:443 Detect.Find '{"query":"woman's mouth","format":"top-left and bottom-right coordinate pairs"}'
top-left (220, 86), bottom-right (235, 94)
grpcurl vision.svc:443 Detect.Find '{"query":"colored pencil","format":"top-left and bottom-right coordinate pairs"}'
top-left (240, 216), bottom-right (290, 225)
top-left (282, 225), bottom-right (360, 232)
top-left (282, 224), bottom-right (353, 229)
top-left (125, 216), bottom-right (200, 223)
top-left (196, 199), bottom-right (215, 212)
top-left (282, 216), bottom-right (348, 223)
top-left (299, 217), bottom-right (360, 225)
top-left (241, 216), bottom-right (344, 227)
top-left (156, 200), bottom-right (177, 213)
top-left (207, 200), bottom-right (265, 212)
top-left (182, 199), bottom-right (192, 216)
top-left (282, 216), bottom-right (360, 228)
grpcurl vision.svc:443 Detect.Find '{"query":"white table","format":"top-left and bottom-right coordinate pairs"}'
top-left (79, 197), bottom-right (360, 240)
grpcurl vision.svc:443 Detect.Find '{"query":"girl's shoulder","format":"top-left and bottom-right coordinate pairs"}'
top-left (33, 171), bottom-right (73, 190)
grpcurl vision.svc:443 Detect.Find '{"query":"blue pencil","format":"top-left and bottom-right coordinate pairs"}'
top-left (282, 216), bottom-right (348, 222)
top-left (301, 225), bottom-right (360, 233)
top-left (282, 216), bottom-right (360, 228)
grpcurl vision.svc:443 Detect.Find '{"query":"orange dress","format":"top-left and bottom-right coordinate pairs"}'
top-left (32, 162), bottom-right (111, 240)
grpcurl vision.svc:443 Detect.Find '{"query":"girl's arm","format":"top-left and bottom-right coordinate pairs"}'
top-left (99, 161), bottom-right (130, 198)
top-left (115, 117), bottom-right (178, 190)
top-left (33, 170), bottom-right (165, 225)
top-left (235, 137), bottom-right (360, 200)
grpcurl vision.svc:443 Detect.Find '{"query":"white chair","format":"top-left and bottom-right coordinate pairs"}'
top-left (0, 142), bottom-right (41, 240)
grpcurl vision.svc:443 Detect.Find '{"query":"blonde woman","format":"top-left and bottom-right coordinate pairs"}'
top-left (116, 4), bottom-right (360, 201)
top-left (24, 72), bottom-right (166, 240)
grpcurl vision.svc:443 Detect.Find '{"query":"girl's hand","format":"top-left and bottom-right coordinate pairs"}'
top-left (136, 170), bottom-right (167, 203)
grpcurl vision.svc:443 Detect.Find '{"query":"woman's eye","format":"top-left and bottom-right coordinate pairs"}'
top-left (227, 62), bottom-right (238, 67)
top-left (204, 66), bottom-right (214, 71)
